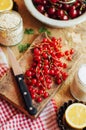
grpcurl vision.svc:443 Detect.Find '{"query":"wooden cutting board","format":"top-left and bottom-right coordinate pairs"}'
top-left (0, 33), bottom-right (81, 118)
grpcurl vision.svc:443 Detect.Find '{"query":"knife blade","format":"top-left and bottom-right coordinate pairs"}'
top-left (7, 47), bottom-right (37, 115)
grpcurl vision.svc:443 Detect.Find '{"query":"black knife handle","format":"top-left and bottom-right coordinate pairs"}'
top-left (15, 74), bottom-right (37, 115)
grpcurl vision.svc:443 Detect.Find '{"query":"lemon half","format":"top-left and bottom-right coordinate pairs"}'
top-left (0, 0), bottom-right (13, 12)
top-left (65, 103), bottom-right (86, 129)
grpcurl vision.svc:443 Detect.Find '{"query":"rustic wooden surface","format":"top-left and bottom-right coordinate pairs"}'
top-left (0, 0), bottom-right (86, 118)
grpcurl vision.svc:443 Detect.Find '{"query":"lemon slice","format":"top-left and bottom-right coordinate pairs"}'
top-left (0, 0), bottom-right (13, 12)
top-left (65, 103), bottom-right (86, 129)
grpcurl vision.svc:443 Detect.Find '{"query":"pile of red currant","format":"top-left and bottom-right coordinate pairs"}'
top-left (32, 0), bottom-right (86, 20)
top-left (25, 36), bottom-right (74, 103)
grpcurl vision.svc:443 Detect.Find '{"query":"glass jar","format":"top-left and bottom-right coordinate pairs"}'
top-left (70, 64), bottom-right (86, 102)
top-left (0, 10), bottom-right (24, 46)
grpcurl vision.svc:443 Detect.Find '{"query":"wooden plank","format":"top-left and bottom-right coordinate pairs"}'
top-left (0, 33), bottom-right (81, 118)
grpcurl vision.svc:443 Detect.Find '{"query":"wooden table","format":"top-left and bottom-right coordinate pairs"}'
top-left (0, 0), bottom-right (86, 117)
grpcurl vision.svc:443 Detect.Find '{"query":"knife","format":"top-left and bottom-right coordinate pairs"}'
top-left (7, 47), bottom-right (37, 115)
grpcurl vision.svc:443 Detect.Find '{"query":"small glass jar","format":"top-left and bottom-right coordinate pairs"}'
top-left (70, 64), bottom-right (86, 102)
top-left (0, 10), bottom-right (24, 46)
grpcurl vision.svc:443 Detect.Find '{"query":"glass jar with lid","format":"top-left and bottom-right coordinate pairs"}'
top-left (0, 10), bottom-right (24, 46)
top-left (70, 64), bottom-right (86, 102)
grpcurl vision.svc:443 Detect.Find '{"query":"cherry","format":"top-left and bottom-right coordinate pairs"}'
top-left (63, 4), bottom-right (70, 10)
top-left (32, 0), bottom-right (86, 20)
top-left (69, 8), bottom-right (78, 18)
top-left (69, 5), bottom-right (76, 10)
top-left (77, 9), bottom-right (82, 16)
top-left (33, 0), bottom-right (42, 4)
top-left (74, 1), bottom-right (81, 8)
top-left (48, 7), bottom-right (56, 15)
top-left (51, 0), bottom-right (58, 3)
top-left (55, 9), bottom-right (65, 18)
top-left (37, 5), bottom-right (44, 13)
top-left (61, 14), bottom-right (68, 20)
top-left (58, 3), bottom-right (63, 9)
top-left (42, 0), bottom-right (48, 5)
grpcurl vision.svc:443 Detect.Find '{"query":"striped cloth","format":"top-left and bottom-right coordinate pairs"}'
top-left (0, 98), bottom-right (59, 130)
top-left (0, 47), bottom-right (9, 80)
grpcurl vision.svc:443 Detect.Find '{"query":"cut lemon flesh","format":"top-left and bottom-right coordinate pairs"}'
top-left (65, 103), bottom-right (86, 129)
top-left (0, 0), bottom-right (13, 12)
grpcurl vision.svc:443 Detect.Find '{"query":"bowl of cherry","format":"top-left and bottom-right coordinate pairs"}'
top-left (24, 0), bottom-right (86, 28)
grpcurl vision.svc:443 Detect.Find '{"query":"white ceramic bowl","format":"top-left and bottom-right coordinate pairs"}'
top-left (24, 0), bottom-right (86, 28)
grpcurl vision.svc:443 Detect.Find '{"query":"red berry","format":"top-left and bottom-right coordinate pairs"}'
top-left (50, 69), bottom-right (55, 75)
top-left (62, 72), bottom-right (68, 80)
top-left (69, 8), bottom-right (78, 18)
top-left (70, 48), bottom-right (75, 55)
top-left (67, 56), bottom-right (72, 61)
top-left (33, 0), bottom-right (85, 20)
top-left (65, 50), bottom-right (69, 56)
top-left (42, 52), bottom-right (48, 58)
top-left (33, 0), bottom-right (42, 4)
top-left (51, 0), bottom-right (58, 3)
top-left (63, 4), bottom-right (70, 10)
top-left (38, 89), bottom-right (44, 95)
top-left (61, 14), bottom-right (69, 20)
top-left (31, 93), bottom-right (36, 99)
top-left (56, 78), bottom-right (62, 85)
top-left (34, 48), bottom-right (41, 55)
top-left (25, 35), bottom-right (74, 104)
top-left (25, 70), bottom-right (32, 77)
top-left (37, 5), bottom-right (44, 13)
top-left (47, 84), bottom-right (51, 89)
top-left (48, 7), bottom-right (55, 15)
top-left (55, 9), bottom-right (65, 18)
top-left (43, 92), bottom-right (49, 98)
top-left (32, 78), bottom-right (37, 85)
top-left (37, 97), bottom-right (42, 102)
top-left (63, 63), bottom-right (67, 68)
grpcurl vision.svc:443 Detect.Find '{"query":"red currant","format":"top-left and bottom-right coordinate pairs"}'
top-left (43, 92), bottom-right (49, 98)
top-left (37, 97), bottom-right (42, 102)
